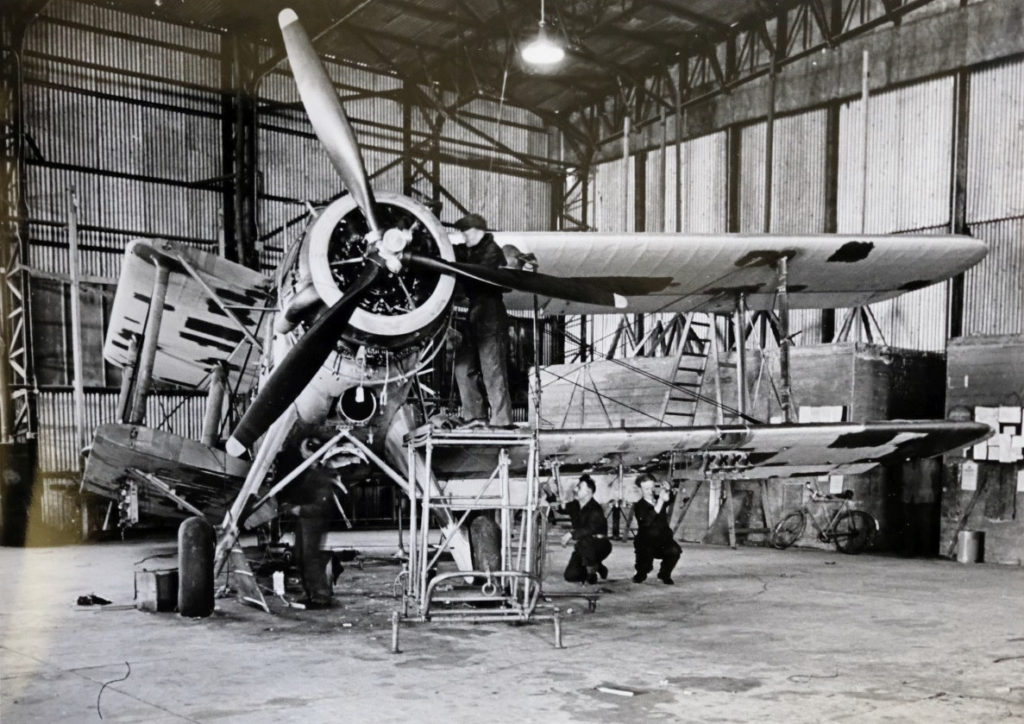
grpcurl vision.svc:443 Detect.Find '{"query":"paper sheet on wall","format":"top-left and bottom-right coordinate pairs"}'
top-left (974, 407), bottom-right (999, 426)
top-left (961, 461), bottom-right (978, 491)
top-left (1018, 469), bottom-right (1024, 493)
top-left (829, 475), bottom-right (844, 494)
top-left (998, 406), bottom-right (1023, 424)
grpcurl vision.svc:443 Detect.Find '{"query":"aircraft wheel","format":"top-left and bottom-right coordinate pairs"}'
top-left (469, 514), bottom-right (501, 579)
top-left (178, 516), bottom-right (215, 617)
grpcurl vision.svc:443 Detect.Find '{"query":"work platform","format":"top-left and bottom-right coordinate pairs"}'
top-left (396, 424), bottom-right (565, 645)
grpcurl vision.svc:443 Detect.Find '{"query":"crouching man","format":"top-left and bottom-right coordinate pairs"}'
top-left (560, 474), bottom-right (611, 585)
top-left (631, 473), bottom-right (682, 585)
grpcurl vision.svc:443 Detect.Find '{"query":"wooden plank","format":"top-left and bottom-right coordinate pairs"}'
top-left (535, 358), bottom-right (677, 429)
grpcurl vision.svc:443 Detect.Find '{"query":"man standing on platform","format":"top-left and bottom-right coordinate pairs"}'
top-left (450, 213), bottom-right (514, 429)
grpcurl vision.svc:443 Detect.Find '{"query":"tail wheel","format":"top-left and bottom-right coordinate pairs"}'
top-left (771, 511), bottom-right (806, 549)
top-left (833, 511), bottom-right (876, 554)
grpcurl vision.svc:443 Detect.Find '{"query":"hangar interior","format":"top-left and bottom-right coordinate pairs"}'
top-left (1, 1), bottom-right (1024, 721)
top-left (2, 0), bottom-right (1021, 561)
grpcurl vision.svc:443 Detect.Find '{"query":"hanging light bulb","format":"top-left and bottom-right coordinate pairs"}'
top-left (521, 0), bottom-right (565, 66)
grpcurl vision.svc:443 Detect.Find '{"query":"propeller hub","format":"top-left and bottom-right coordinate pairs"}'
top-left (300, 191), bottom-right (456, 343)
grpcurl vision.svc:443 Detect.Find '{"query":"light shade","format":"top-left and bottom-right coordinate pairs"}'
top-left (521, 25), bottom-right (565, 66)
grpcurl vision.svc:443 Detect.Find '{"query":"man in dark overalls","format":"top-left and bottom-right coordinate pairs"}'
top-left (560, 474), bottom-right (612, 584)
top-left (631, 473), bottom-right (682, 584)
top-left (280, 438), bottom-right (365, 609)
top-left (451, 213), bottom-right (514, 429)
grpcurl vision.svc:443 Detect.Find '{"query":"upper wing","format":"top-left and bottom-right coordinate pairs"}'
top-left (427, 421), bottom-right (992, 480)
top-left (493, 232), bottom-right (987, 315)
top-left (103, 239), bottom-right (272, 389)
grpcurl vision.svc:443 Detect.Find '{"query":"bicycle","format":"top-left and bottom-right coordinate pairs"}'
top-left (770, 482), bottom-right (878, 554)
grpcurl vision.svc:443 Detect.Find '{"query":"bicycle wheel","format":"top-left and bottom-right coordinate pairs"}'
top-left (833, 511), bottom-right (876, 554)
top-left (771, 511), bottom-right (806, 549)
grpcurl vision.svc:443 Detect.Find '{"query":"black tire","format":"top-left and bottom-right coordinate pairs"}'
top-left (771, 511), bottom-right (806, 549)
top-left (833, 511), bottom-right (876, 554)
top-left (178, 516), bottom-right (215, 617)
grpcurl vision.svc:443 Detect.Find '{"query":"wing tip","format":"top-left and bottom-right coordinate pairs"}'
top-left (278, 8), bottom-right (298, 28)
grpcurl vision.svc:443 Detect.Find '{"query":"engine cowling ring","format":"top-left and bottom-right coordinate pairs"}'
top-left (301, 192), bottom-right (456, 349)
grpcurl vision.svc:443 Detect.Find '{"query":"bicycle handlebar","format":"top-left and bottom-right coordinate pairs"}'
top-left (804, 482), bottom-right (855, 502)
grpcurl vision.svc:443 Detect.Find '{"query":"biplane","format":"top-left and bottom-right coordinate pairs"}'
top-left (81, 9), bottom-right (991, 613)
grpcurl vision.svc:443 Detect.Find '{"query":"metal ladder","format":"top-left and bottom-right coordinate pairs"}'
top-left (661, 314), bottom-right (713, 425)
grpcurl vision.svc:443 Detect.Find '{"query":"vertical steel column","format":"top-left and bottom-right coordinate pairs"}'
top-left (129, 263), bottom-right (170, 425)
top-left (858, 49), bottom-right (870, 235)
top-left (675, 58), bottom-right (685, 233)
top-left (621, 115), bottom-right (630, 233)
top-left (733, 294), bottom-right (748, 417)
top-left (776, 257), bottom-right (793, 422)
top-left (947, 68), bottom-right (970, 339)
top-left (658, 106), bottom-right (667, 233)
top-left (821, 102), bottom-right (841, 342)
top-left (763, 61), bottom-right (777, 234)
top-left (0, 14), bottom-right (35, 442)
top-left (221, 32), bottom-right (259, 270)
top-left (401, 81), bottom-right (413, 195)
top-left (67, 188), bottom-right (86, 458)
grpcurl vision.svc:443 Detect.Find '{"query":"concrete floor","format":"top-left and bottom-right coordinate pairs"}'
top-left (2, 531), bottom-right (1023, 723)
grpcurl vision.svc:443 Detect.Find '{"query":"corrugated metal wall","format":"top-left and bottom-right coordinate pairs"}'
top-left (836, 77), bottom-right (955, 351)
top-left (963, 58), bottom-right (1024, 335)
top-left (670, 132), bottom-right (728, 234)
top-left (963, 218), bottom-right (1024, 336)
top-left (593, 157), bottom-right (634, 232)
top-left (966, 59), bottom-right (1024, 223)
top-left (18, 0), bottom-right (556, 530)
top-left (642, 129), bottom-right (731, 235)
top-left (23, 3), bottom-right (224, 282)
top-left (438, 163), bottom-right (551, 231)
top-left (738, 111), bottom-right (828, 344)
top-left (838, 77), bottom-right (953, 232)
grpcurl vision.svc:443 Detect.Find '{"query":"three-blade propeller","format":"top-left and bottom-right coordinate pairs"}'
top-left (226, 9), bottom-right (625, 456)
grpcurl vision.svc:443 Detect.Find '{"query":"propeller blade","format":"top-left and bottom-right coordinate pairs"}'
top-left (226, 263), bottom-right (382, 457)
top-left (278, 9), bottom-right (381, 236)
top-left (403, 253), bottom-right (627, 309)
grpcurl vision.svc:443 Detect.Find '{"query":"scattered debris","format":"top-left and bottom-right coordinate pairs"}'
top-left (77, 593), bottom-right (112, 606)
top-left (596, 685), bottom-right (638, 697)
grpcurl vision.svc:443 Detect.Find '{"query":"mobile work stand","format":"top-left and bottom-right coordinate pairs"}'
top-left (392, 424), bottom-right (563, 649)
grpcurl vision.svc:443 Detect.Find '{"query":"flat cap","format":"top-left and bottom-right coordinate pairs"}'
top-left (454, 213), bottom-right (488, 231)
